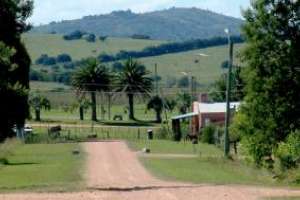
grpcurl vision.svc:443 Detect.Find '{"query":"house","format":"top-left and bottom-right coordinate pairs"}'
top-left (172, 94), bottom-right (241, 138)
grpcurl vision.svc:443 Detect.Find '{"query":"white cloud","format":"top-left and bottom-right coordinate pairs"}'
top-left (28, 0), bottom-right (250, 25)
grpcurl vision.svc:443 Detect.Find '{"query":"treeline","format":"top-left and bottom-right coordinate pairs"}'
top-left (98, 36), bottom-right (244, 62)
top-left (35, 53), bottom-right (72, 66)
top-left (62, 30), bottom-right (107, 43)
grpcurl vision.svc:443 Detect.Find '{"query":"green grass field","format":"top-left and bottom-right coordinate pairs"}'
top-left (138, 44), bottom-right (243, 85)
top-left (129, 140), bottom-right (283, 186)
top-left (0, 142), bottom-right (84, 192)
top-left (23, 33), bottom-right (166, 61)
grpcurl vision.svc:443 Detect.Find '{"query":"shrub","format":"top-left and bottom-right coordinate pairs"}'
top-left (178, 76), bottom-right (189, 88)
top-left (56, 54), bottom-right (72, 63)
top-left (84, 34), bottom-right (96, 42)
top-left (35, 54), bottom-right (56, 66)
top-left (276, 130), bottom-right (300, 170)
top-left (99, 36), bottom-right (108, 41)
top-left (201, 125), bottom-right (216, 144)
top-left (63, 62), bottom-right (75, 69)
top-left (35, 54), bottom-right (48, 65)
top-left (63, 30), bottom-right (83, 40)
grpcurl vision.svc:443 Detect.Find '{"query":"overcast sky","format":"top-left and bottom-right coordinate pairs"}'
top-left (29, 0), bottom-right (251, 25)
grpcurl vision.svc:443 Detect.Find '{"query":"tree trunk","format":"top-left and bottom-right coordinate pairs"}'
top-left (108, 94), bottom-right (111, 120)
top-left (79, 106), bottom-right (84, 121)
top-left (91, 91), bottom-right (97, 121)
top-left (35, 108), bottom-right (41, 121)
top-left (156, 110), bottom-right (162, 123)
top-left (128, 93), bottom-right (135, 120)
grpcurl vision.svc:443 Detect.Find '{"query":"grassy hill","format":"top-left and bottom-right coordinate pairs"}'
top-left (25, 33), bottom-right (243, 90)
top-left (31, 8), bottom-right (243, 41)
top-left (137, 44), bottom-right (243, 86)
top-left (23, 33), bottom-right (166, 61)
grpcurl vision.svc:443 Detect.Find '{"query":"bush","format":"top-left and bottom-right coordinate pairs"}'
top-left (201, 125), bottom-right (216, 144)
top-left (84, 34), bottom-right (96, 42)
top-left (63, 30), bottom-right (83, 40)
top-left (63, 62), bottom-right (75, 69)
top-left (276, 130), bottom-right (300, 170)
top-left (178, 76), bottom-right (189, 88)
top-left (99, 36), bottom-right (108, 41)
top-left (30, 69), bottom-right (46, 81)
top-left (56, 54), bottom-right (72, 63)
top-left (35, 54), bottom-right (56, 66)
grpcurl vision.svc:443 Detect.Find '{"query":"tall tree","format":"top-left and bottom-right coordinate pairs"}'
top-left (210, 66), bottom-right (245, 102)
top-left (176, 92), bottom-right (192, 115)
top-left (29, 94), bottom-right (51, 121)
top-left (0, 0), bottom-right (33, 140)
top-left (233, 0), bottom-right (300, 166)
top-left (116, 58), bottom-right (153, 120)
top-left (72, 58), bottom-right (112, 121)
top-left (147, 96), bottom-right (164, 123)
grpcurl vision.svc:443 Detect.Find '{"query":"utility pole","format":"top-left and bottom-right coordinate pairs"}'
top-left (224, 36), bottom-right (234, 157)
top-left (155, 63), bottom-right (159, 96)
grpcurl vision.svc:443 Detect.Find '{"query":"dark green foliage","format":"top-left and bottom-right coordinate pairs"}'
top-left (98, 53), bottom-right (114, 62)
top-left (115, 58), bottom-right (153, 120)
top-left (99, 36), bottom-right (108, 41)
top-left (276, 130), bottom-right (300, 170)
top-left (72, 58), bottom-right (112, 121)
top-left (147, 95), bottom-right (164, 123)
top-left (93, 36), bottom-right (244, 63)
top-left (201, 125), bottom-right (216, 144)
top-left (84, 34), bottom-right (96, 42)
top-left (233, 0), bottom-right (300, 167)
top-left (56, 53), bottom-right (72, 63)
top-left (32, 8), bottom-right (243, 41)
top-left (131, 34), bottom-right (151, 40)
top-left (210, 66), bottom-right (245, 102)
top-left (178, 76), bottom-right (189, 88)
top-left (63, 62), bottom-right (75, 69)
top-left (35, 54), bottom-right (57, 65)
top-left (63, 30), bottom-right (83, 40)
top-left (29, 94), bottom-right (51, 121)
top-left (0, 0), bottom-right (33, 141)
top-left (176, 92), bottom-right (192, 114)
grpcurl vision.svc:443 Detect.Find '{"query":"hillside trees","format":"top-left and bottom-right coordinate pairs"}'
top-left (233, 0), bottom-right (300, 167)
top-left (0, 0), bottom-right (33, 141)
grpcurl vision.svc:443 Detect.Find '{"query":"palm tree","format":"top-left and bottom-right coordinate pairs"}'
top-left (147, 95), bottom-right (163, 123)
top-left (116, 58), bottom-right (153, 120)
top-left (29, 94), bottom-right (51, 121)
top-left (72, 58), bottom-right (112, 121)
top-left (177, 92), bottom-right (192, 114)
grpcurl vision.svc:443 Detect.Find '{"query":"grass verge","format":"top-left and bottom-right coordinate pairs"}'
top-left (0, 142), bottom-right (84, 192)
top-left (129, 140), bottom-right (286, 186)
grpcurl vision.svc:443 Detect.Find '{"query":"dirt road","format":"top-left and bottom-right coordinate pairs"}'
top-left (1, 141), bottom-right (300, 200)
